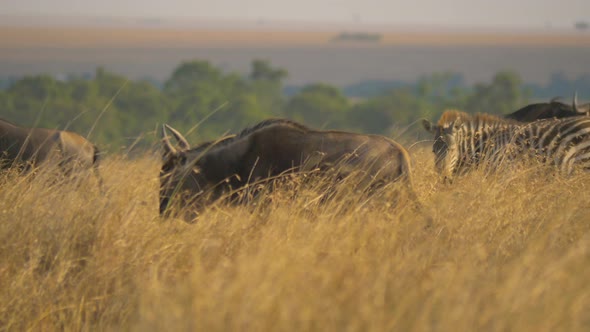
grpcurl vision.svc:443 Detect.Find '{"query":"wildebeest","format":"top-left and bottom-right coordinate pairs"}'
top-left (160, 118), bottom-right (416, 218)
top-left (504, 92), bottom-right (589, 122)
top-left (0, 118), bottom-right (101, 181)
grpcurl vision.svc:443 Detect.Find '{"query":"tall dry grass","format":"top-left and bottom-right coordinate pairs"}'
top-left (0, 147), bottom-right (588, 331)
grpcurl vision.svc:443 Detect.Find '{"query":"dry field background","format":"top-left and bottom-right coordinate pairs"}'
top-left (0, 145), bottom-right (589, 331)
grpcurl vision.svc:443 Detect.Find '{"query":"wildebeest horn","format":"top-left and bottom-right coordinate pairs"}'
top-left (161, 124), bottom-right (178, 156)
top-left (164, 124), bottom-right (190, 151)
top-left (573, 90), bottom-right (590, 115)
top-left (573, 91), bottom-right (580, 113)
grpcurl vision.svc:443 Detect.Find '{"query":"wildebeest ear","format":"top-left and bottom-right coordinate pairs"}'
top-left (163, 124), bottom-right (190, 151)
top-left (421, 119), bottom-right (437, 133)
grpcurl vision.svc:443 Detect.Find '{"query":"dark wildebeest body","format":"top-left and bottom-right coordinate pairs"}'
top-left (0, 118), bottom-right (101, 181)
top-left (504, 94), bottom-right (590, 122)
top-left (160, 119), bottom-right (416, 218)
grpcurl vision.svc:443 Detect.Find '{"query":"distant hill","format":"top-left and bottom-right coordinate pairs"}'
top-left (332, 32), bottom-right (382, 43)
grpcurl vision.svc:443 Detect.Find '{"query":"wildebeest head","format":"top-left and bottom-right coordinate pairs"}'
top-left (160, 124), bottom-right (234, 217)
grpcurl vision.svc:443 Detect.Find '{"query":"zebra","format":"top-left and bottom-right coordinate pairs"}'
top-left (421, 110), bottom-right (590, 179)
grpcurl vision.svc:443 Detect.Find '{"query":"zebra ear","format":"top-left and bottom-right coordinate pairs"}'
top-left (421, 119), bottom-right (437, 133)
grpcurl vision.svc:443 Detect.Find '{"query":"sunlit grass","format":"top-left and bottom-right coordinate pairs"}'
top-left (0, 147), bottom-right (588, 331)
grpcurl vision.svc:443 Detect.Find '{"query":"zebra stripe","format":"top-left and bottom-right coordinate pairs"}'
top-left (422, 111), bottom-right (590, 177)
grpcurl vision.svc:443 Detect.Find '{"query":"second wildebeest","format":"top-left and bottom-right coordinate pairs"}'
top-left (0, 118), bottom-right (101, 182)
top-left (160, 118), bottom-right (417, 218)
top-left (504, 92), bottom-right (590, 122)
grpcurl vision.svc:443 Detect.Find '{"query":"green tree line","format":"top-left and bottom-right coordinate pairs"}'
top-left (0, 59), bottom-right (530, 151)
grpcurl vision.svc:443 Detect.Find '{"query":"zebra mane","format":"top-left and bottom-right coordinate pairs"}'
top-left (437, 110), bottom-right (471, 126)
top-left (438, 110), bottom-right (517, 126)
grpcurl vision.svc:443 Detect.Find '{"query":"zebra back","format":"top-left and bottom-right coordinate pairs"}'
top-left (428, 110), bottom-right (590, 177)
top-left (514, 116), bottom-right (590, 174)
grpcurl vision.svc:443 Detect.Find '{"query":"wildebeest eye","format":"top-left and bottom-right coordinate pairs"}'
top-left (161, 158), bottom-right (175, 174)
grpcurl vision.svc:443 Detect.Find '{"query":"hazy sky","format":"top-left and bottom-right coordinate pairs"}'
top-left (2, 0), bottom-right (589, 28)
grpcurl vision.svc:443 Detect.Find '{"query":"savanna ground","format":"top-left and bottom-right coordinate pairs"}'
top-left (0, 144), bottom-right (588, 331)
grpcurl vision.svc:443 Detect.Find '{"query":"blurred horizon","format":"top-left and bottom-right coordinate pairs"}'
top-left (1, 2), bottom-right (589, 100)
top-left (2, 0), bottom-right (588, 30)
top-left (0, 13), bottom-right (587, 32)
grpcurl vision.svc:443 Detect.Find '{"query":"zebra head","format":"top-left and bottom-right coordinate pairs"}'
top-left (421, 118), bottom-right (461, 180)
